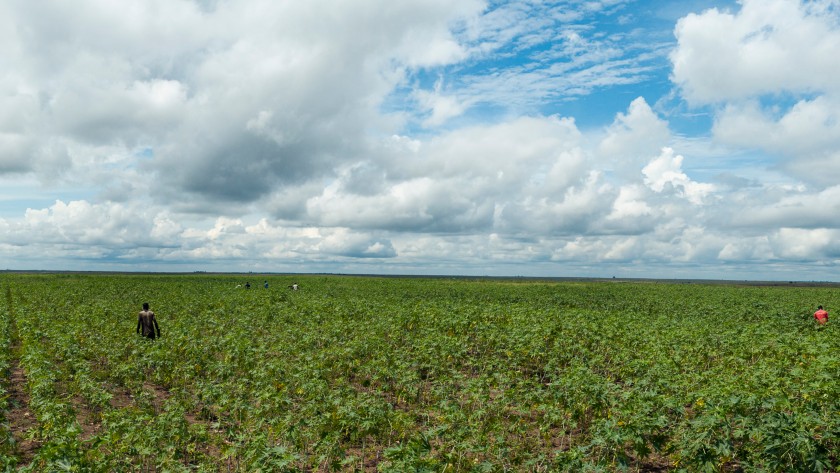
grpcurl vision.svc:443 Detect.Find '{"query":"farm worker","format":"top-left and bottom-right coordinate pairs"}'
top-left (245, 281), bottom-right (251, 289)
top-left (137, 302), bottom-right (161, 340)
top-left (814, 305), bottom-right (828, 325)
top-left (289, 283), bottom-right (299, 291)
top-left (264, 280), bottom-right (269, 289)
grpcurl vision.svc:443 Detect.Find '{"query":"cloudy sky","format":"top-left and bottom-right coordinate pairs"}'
top-left (2, 0), bottom-right (839, 280)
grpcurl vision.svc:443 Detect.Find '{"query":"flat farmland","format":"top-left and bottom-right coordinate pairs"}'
top-left (1, 274), bottom-right (837, 472)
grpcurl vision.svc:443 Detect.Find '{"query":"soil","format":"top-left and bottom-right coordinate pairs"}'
top-left (5, 358), bottom-right (40, 466)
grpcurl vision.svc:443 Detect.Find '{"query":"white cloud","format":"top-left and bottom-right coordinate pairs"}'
top-left (498, 170), bottom-right (614, 236)
top-left (414, 87), bottom-right (469, 127)
top-left (642, 147), bottom-right (715, 204)
top-left (1, 0), bottom-right (485, 200)
top-left (597, 97), bottom-right (671, 178)
top-left (726, 185), bottom-right (840, 229)
top-left (718, 237), bottom-right (773, 261)
top-left (3, 88), bottom-right (832, 275)
top-left (0, 133), bottom-right (33, 173)
top-left (302, 115), bottom-right (588, 234)
top-left (671, 0), bottom-right (840, 104)
top-left (2, 0), bottom-right (840, 279)
top-left (407, 0), bottom-right (664, 123)
top-left (606, 185), bottom-right (653, 221)
top-left (769, 228), bottom-right (840, 260)
top-left (714, 96), bottom-right (840, 154)
top-left (711, 96), bottom-right (840, 184)
top-left (670, 0), bottom-right (840, 189)
top-left (3, 200), bottom-right (157, 249)
top-left (206, 217), bottom-right (247, 240)
top-left (150, 214), bottom-right (183, 241)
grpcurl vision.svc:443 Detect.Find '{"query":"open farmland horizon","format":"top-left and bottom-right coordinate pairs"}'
top-left (3, 1), bottom-right (840, 285)
top-left (2, 269), bottom-right (840, 287)
top-left (1, 273), bottom-right (837, 471)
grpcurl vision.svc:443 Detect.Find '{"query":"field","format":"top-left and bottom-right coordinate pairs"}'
top-left (0, 273), bottom-right (837, 472)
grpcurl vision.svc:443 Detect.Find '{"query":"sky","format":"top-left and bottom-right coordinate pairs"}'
top-left (2, 0), bottom-right (840, 281)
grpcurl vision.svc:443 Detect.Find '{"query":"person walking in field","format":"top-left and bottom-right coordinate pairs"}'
top-left (814, 305), bottom-right (828, 325)
top-left (137, 302), bottom-right (161, 340)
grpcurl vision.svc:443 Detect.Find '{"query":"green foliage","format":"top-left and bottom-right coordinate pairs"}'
top-left (0, 284), bottom-right (16, 468)
top-left (0, 274), bottom-right (837, 471)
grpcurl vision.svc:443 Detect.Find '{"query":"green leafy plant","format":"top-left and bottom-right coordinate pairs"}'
top-left (0, 274), bottom-right (837, 471)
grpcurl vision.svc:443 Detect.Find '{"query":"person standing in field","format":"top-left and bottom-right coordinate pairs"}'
top-left (137, 302), bottom-right (161, 340)
top-left (814, 305), bottom-right (828, 325)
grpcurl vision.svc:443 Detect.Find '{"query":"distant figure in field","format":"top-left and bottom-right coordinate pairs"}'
top-left (137, 303), bottom-right (161, 340)
top-left (814, 305), bottom-right (828, 325)
top-left (264, 280), bottom-right (269, 289)
top-left (289, 283), bottom-right (299, 291)
top-left (245, 281), bottom-right (251, 289)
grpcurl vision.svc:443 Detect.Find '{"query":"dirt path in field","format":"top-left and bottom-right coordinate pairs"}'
top-left (5, 356), bottom-right (41, 465)
top-left (3, 286), bottom-right (41, 466)
top-left (5, 286), bottom-right (41, 465)
top-left (143, 381), bottom-right (171, 414)
top-left (70, 380), bottom-right (173, 443)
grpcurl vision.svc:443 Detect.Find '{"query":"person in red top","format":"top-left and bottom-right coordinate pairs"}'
top-left (813, 305), bottom-right (828, 325)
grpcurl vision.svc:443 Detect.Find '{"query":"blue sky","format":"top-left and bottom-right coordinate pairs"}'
top-left (1, 0), bottom-right (839, 280)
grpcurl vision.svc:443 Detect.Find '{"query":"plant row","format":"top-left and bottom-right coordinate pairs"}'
top-left (0, 274), bottom-right (837, 472)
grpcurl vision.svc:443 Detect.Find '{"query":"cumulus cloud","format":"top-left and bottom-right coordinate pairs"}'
top-left (597, 97), bottom-right (671, 178)
top-left (643, 147), bottom-right (715, 205)
top-left (608, 185), bottom-right (652, 220)
top-left (497, 171), bottom-right (614, 237)
top-left (0, 200), bottom-right (399, 269)
top-left (300, 115), bottom-right (590, 234)
top-left (711, 96), bottom-right (840, 184)
top-left (671, 0), bottom-right (840, 186)
top-left (414, 87), bottom-right (469, 128)
top-left (725, 185), bottom-right (840, 229)
top-left (769, 228), bottom-right (840, 261)
top-left (0, 134), bottom-right (34, 173)
top-left (1, 0), bottom-right (485, 196)
top-left (2, 85), bottom-right (832, 275)
top-left (717, 237), bottom-right (774, 262)
top-left (2, 0), bottom-right (840, 279)
top-left (0, 200), bottom-right (170, 267)
top-left (671, 0), bottom-right (840, 104)
top-left (147, 0), bottom-right (485, 205)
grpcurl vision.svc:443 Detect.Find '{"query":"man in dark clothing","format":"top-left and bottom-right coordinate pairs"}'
top-left (137, 302), bottom-right (161, 339)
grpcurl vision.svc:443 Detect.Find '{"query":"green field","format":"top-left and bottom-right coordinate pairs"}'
top-left (1, 274), bottom-right (837, 472)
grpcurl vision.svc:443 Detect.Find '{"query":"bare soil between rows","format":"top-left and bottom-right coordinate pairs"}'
top-left (6, 357), bottom-right (40, 465)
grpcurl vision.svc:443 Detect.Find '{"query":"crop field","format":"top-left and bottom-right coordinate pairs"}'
top-left (0, 273), bottom-right (837, 472)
